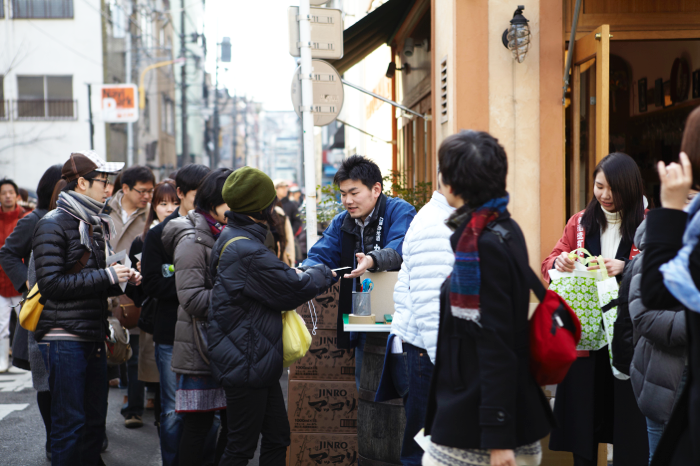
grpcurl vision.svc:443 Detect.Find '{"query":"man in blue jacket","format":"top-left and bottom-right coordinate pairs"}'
top-left (302, 155), bottom-right (416, 390)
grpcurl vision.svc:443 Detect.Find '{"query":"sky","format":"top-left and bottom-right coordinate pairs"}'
top-left (204, 0), bottom-right (299, 111)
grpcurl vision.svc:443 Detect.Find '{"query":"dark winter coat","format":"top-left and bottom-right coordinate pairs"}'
top-left (641, 208), bottom-right (700, 466)
top-left (629, 220), bottom-right (687, 425)
top-left (208, 211), bottom-right (334, 389)
top-left (33, 208), bottom-right (124, 342)
top-left (0, 208), bottom-right (48, 370)
top-left (424, 212), bottom-right (554, 450)
top-left (162, 211), bottom-right (215, 376)
top-left (142, 209), bottom-right (180, 345)
top-left (548, 220), bottom-right (649, 465)
top-left (0, 208), bottom-right (47, 295)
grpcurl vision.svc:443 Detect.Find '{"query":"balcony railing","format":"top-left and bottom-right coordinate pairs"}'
top-left (0, 101), bottom-right (8, 121)
top-left (11, 0), bottom-right (73, 19)
top-left (13, 99), bottom-right (77, 120)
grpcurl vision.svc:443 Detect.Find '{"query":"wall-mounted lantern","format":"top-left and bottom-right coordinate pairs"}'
top-left (501, 5), bottom-right (530, 63)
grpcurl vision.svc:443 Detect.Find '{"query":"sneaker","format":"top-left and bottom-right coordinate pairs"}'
top-left (125, 415), bottom-right (144, 429)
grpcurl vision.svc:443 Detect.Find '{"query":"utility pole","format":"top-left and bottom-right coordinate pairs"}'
top-left (125, 0), bottom-right (134, 166)
top-left (212, 56), bottom-right (219, 169)
top-left (232, 92), bottom-right (237, 169)
top-left (180, 0), bottom-right (189, 167)
top-left (87, 84), bottom-right (94, 150)
top-left (298, 0), bottom-right (318, 249)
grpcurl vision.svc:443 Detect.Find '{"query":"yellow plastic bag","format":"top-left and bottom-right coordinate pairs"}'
top-left (19, 284), bottom-right (44, 332)
top-left (281, 310), bottom-right (312, 367)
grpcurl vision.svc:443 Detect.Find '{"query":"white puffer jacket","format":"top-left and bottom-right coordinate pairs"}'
top-left (392, 191), bottom-right (455, 363)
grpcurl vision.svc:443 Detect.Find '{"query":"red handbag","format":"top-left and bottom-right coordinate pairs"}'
top-left (489, 224), bottom-right (581, 386)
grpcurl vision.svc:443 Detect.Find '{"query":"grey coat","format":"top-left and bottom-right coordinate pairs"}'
top-left (629, 219), bottom-right (687, 424)
top-left (162, 211), bottom-right (215, 376)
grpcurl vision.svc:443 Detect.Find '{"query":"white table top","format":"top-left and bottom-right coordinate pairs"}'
top-left (342, 323), bottom-right (392, 332)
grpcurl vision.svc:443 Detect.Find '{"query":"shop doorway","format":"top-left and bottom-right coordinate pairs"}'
top-left (565, 32), bottom-right (700, 217)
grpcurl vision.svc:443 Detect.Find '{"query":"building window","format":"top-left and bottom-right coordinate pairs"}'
top-left (1, 0), bottom-right (5, 18)
top-left (12, 0), bottom-right (73, 19)
top-left (15, 75), bottom-right (75, 120)
top-left (161, 94), bottom-right (174, 135)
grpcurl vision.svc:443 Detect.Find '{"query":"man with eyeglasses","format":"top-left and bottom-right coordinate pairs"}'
top-left (104, 164), bottom-right (155, 429)
top-left (33, 151), bottom-right (141, 465)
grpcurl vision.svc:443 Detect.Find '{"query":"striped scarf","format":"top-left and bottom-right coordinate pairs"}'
top-left (449, 196), bottom-right (509, 324)
top-left (56, 191), bottom-right (116, 249)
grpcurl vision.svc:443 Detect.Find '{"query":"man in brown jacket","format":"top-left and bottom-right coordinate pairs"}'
top-left (105, 165), bottom-right (154, 428)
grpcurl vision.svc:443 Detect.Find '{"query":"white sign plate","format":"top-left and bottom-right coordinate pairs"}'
top-left (310, 0), bottom-right (329, 4)
top-left (290, 59), bottom-right (343, 127)
top-left (288, 6), bottom-right (343, 60)
top-left (92, 84), bottom-right (139, 123)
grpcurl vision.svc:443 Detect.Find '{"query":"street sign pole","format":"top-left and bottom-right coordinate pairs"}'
top-left (299, 0), bottom-right (318, 250)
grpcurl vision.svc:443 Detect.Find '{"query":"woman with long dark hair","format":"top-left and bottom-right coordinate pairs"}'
top-left (0, 164), bottom-right (64, 460)
top-left (543, 152), bottom-right (649, 465)
top-left (125, 180), bottom-right (180, 423)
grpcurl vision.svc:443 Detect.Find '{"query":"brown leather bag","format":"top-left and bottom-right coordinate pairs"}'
top-left (113, 295), bottom-right (141, 330)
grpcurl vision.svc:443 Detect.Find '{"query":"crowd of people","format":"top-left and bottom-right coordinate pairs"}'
top-left (2, 109), bottom-right (700, 466)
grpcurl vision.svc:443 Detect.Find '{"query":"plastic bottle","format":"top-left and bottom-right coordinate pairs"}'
top-left (162, 264), bottom-right (175, 277)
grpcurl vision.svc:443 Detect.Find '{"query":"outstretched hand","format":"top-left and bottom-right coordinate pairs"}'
top-left (344, 253), bottom-right (374, 279)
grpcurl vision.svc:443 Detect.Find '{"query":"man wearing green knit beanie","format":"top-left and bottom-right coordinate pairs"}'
top-left (209, 166), bottom-right (335, 465)
top-left (222, 166), bottom-right (277, 214)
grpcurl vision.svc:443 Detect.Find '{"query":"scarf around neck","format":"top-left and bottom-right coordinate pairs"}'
top-left (660, 193), bottom-right (700, 313)
top-left (449, 195), bottom-right (510, 324)
top-left (56, 191), bottom-right (116, 249)
top-left (196, 208), bottom-right (224, 239)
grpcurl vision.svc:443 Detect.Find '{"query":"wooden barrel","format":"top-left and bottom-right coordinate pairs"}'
top-left (358, 332), bottom-right (406, 466)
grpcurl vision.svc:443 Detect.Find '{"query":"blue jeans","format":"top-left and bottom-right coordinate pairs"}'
top-left (122, 334), bottom-right (144, 417)
top-left (39, 340), bottom-right (108, 466)
top-left (354, 332), bottom-right (367, 392)
top-left (647, 368), bottom-right (689, 464)
top-left (155, 343), bottom-right (184, 466)
top-left (389, 342), bottom-right (434, 466)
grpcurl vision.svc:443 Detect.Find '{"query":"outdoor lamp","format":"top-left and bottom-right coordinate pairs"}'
top-left (502, 5), bottom-right (530, 63)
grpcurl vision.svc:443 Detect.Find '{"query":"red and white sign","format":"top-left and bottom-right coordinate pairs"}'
top-left (93, 84), bottom-right (139, 122)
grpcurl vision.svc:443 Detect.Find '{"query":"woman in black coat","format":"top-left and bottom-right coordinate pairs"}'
top-left (545, 153), bottom-right (649, 466)
top-left (0, 164), bottom-right (62, 461)
top-left (208, 167), bottom-right (334, 466)
top-left (424, 131), bottom-right (553, 466)
top-left (641, 107), bottom-right (700, 466)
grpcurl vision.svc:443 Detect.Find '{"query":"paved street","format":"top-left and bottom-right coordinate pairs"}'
top-left (0, 366), bottom-right (289, 466)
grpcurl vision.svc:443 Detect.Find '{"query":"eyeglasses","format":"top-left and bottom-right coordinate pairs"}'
top-left (132, 187), bottom-right (155, 197)
top-left (86, 178), bottom-right (108, 187)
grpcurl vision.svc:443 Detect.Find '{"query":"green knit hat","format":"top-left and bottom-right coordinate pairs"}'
top-left (222, 166), bottom-right (277, 213)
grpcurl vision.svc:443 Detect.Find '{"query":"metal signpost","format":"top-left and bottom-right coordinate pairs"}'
top-left (291, 0), bottom-right (343, 251)
top-left (288, 7), bottom-right (343, 60)
top-left (290, 60), bottom-right (344, 126)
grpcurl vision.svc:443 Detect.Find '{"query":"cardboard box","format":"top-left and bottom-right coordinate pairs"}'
top-left (297, 282), bottom-right (340, 330)
top-left (290, 329), bottom-right (355, 381)
top-left (368, 271), bottom-right (398, 316)
top-left (288, 433), bottom-right (358, 466)
top-left (288, 380), bottom-right (358, 433)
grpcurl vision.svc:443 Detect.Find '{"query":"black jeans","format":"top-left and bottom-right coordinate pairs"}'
top-left (220, 382), bottom-right (290, 466)
top-left (178, 411), bottom-right (225, 466)
top-left (121, 335), bottom-right (144, 417)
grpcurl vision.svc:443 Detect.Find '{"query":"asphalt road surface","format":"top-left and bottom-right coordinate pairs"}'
top-left (0, 366), bottom-right (288, 466)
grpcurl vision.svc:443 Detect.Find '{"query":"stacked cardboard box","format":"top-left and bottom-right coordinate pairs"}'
top-left (288, 283), bottom-right (358, 466)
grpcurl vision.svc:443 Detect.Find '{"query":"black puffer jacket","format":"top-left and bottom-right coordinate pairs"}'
top-left (208, 212), bottom-right (333, 388)
top-left (33, 209), bottom-right (123, 341)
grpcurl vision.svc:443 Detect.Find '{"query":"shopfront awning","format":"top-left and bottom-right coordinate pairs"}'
top-left (328, 0), bottom-right (416, 75)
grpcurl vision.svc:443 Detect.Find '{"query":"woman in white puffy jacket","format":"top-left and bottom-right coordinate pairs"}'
top-left (375, 189), bottom-right (455, 466)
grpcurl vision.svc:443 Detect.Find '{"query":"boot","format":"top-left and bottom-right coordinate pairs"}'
top-left (0, 338), bottom-right (9, 372)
